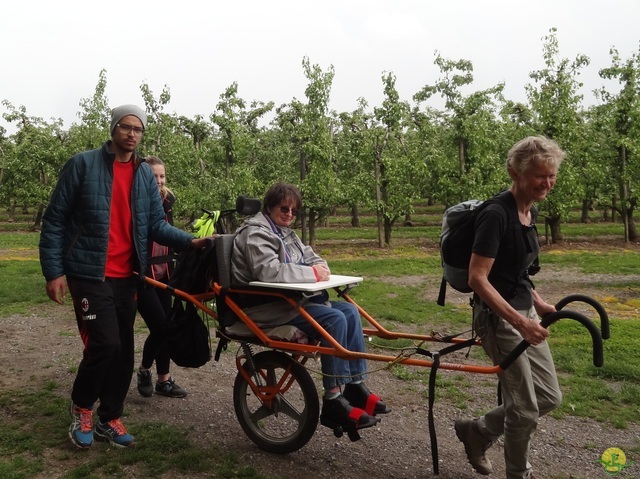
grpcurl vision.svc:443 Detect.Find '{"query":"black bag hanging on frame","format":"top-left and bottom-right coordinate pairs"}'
top-left (166, 299), bottom-right (211, 368)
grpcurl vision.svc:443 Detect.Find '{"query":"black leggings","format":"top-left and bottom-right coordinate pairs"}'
top-left (137, 284), bottom-right (172, 375)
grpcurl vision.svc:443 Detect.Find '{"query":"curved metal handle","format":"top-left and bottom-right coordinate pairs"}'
top-left (499, 310), bottom-right (604, 371)
top-left (555, 294), bottom-right (610, 340)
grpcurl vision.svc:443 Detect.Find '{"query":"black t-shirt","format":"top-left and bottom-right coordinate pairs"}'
top-left (472, 192), bottom-right (539, 310)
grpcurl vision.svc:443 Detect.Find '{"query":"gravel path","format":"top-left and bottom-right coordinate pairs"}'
top-left (2, 294), bottom-right (638, 479)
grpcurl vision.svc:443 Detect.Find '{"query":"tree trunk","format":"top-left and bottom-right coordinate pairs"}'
top-left (458, 137), bottom-right (466, 175)
top-left (616, 146), bottom-right (630, 243)
top-left (625, 201), bottom-right (637, 242)
top-left (374, 152), bottom-right (384, 248)
top-left (376, 210), bottom-right (384, 248)
top-left (224, 131), bottom-right (234, 177)
top-left (8, 199), bottom-right (16, 222)
top-left (547, 215), bottom-right (563, 243)
top-left (350, 204), bottom-right (360, 228)
top-left (300, 150), bottom-right (308, 245)
top-left (580, 199), bottom-right (590, 223)
top-left (32, 205), bottom-right (44, 231)
top-left (627, 210), bottom-right (637, 242)
top-left (221, 216), bottom-right (237, 234)
top-left (384, 217), bottom-right (392, 246)
top-left (544, 220), bottom-right (549, 245)
top-left (308, 208), bottom-right (317, 249)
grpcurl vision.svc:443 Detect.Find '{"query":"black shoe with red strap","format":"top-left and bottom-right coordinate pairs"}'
top-left (320, 394), bottom-right (379, 441)
top-left (343, 382), bottom-right (391, 416)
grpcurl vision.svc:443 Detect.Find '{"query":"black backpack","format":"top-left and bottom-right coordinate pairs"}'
top-left (168, 237), bottom-right (217, 294)
top-left (166, 299), bottom-right (212, 368)
top-left (437, 191), bottom-right (538, 306)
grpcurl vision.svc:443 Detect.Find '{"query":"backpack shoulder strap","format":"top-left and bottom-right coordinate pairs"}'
top-left (490, 190), bottom-right (541, 295)
top-left (437, 276), bottom-right (447, 307)
top-left (485, 190), bottom-right (517, 221)
top-left (437, 195), bottom-right (504, 307)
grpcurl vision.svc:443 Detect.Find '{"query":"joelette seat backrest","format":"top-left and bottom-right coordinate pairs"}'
top-left (214, 234), bottom-right (237, 328)
top-left (214, 234), bottom-right (235, 289)
top-left (212, 234), bottom-right (308, 344)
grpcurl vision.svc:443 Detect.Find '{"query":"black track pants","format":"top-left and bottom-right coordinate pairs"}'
top-left (67, 276), bottom-right (137, 422)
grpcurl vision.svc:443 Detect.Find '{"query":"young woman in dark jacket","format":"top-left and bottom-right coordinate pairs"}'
top-left (136, 156), bottom-right (187, 398)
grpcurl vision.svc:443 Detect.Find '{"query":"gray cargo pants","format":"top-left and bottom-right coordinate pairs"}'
top-left (473, 301), bottom-right (562, 479)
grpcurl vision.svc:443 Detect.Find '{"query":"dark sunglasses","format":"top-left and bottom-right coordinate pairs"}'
top-left (279, 206), bottom-right (299, 216)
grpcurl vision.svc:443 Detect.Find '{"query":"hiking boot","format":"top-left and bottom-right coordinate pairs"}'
top-left (137, 368), bottom-right (153, 397)
top-left (95, 418), bottom-right (135, 447)
top-left (69, 402), bottom-right (93, 449)
top-left (155, 377), bottom-right (187, 398)
top-left (454, 418), bottom-right (494, 475)
top-left (343, 382), bottom-right (391, 416)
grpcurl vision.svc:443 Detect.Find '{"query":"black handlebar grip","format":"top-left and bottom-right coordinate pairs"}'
top-left (499, 310), bottom-right (604, 371)
top-left (555, 294), bottom-right (610, 340)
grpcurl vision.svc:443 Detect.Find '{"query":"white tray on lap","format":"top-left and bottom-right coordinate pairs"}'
top-left (249, 274), bottom-right (363, 292)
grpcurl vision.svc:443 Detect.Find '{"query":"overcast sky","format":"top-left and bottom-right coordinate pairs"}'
top-left (2, 0), bottom-right (639, 132)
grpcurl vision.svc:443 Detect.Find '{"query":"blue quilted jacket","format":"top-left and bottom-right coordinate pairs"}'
top-left (39, 141), bottom-right (194, 281)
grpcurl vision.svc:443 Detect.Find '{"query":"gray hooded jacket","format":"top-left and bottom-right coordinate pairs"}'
top-left (231, 212), bottom-right (328, 326)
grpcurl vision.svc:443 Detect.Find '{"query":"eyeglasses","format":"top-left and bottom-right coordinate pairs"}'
top-left (279, 206), bottom-right (299, 216)
top-left (116, 123), bottom-right (145, 136)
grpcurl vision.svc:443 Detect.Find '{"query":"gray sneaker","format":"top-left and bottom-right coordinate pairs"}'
top-left (155, 377), bottom-right (187, 398)
top-left (137, 369), bottom-right (153, 397)
top-left (454, 418), bottom-right (494, 475)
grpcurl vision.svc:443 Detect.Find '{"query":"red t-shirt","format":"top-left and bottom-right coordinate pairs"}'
top-left (105, 160), bottom-right (134, 277)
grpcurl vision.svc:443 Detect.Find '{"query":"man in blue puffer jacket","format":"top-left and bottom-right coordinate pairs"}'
top-left (39, 104), bottom-right (209, 449)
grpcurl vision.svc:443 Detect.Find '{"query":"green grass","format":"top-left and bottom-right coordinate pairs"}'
top-left (332, 256), bottom-right (439, 277)
top-left (542, 248), bottom-right (640, 275)
top-left (317, 225), bottom-right (441, 242)
top-left (0, 231), bottom-right (41, 249)
top-left (0, 382), bottom-right (277, 479)
top-left (548, 319), bottom-right (640, 427)
top-left (0, 258), bottom-right (50, 314)
top-left (0, 232), bottom-right (45, 314)
top-left (559, 222), bottom-right (626, 238)
top-left (345, 278), bottom-right (471, 329)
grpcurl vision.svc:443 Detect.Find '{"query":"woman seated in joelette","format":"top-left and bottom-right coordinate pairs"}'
top-left (231, 181), bottom-right (390, 434)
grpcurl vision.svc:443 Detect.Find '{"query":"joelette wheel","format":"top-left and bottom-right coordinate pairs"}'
top-left (233, 350), bottom-right (319, 454)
